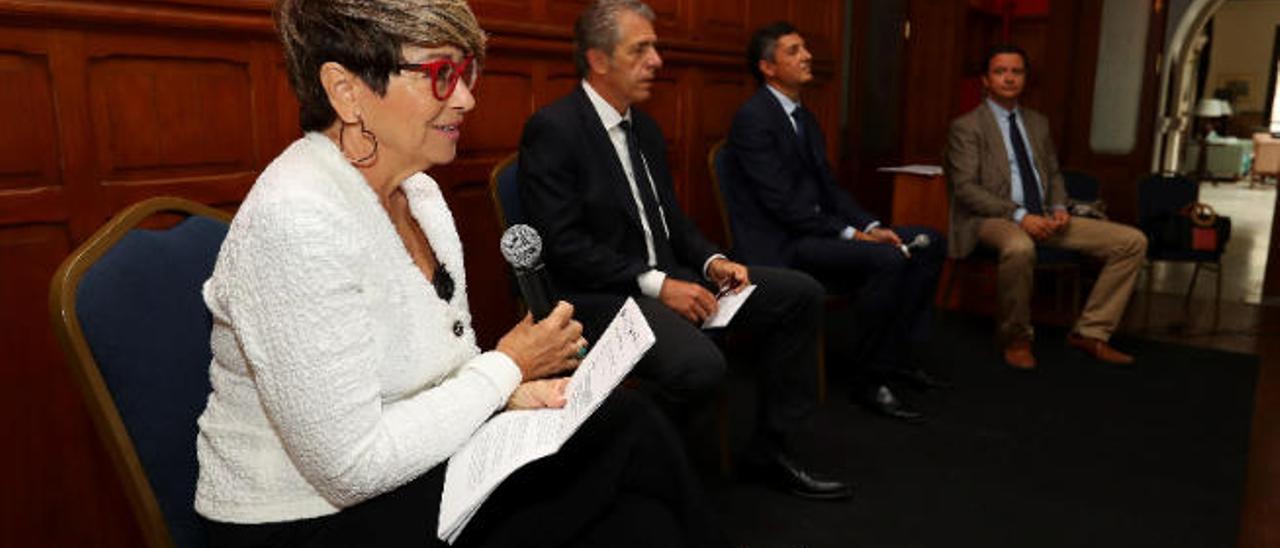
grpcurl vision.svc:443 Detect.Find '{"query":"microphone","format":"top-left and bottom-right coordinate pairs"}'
top-left (898, 233), bottom-right (931, 257)
top-left (906, 233), bottom-right (931, 250)
top-left (500, 224), bottom-right (555, 320)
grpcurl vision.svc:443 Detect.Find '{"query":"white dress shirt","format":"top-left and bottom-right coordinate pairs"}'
top-left (582, 81), bottom-right (723, 296)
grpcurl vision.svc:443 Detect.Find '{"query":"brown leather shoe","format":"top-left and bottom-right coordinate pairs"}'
top-left (1003, 339), bottom-right (1036, 370)
top-left (1067, 333), bottom-right (1135, 364)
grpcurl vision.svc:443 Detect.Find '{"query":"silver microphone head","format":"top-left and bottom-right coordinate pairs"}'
top-left (500, 224), bottom-right (543, 269)
top-left (908, 233), bottom-right (931, 249)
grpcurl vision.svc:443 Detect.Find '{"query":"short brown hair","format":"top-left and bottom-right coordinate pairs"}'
top-left (274, 0), bottom-right (487, 132)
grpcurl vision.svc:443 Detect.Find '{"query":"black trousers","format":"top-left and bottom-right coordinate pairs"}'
top-left (203, 390), bottom-right (728, 548)
top-left (569, 266), bottom-right (824, 456)
top-left (790, 226), bottom-right (946, 388)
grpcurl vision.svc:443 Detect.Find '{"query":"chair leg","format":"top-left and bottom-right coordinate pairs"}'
top-left (1213, 262), bottom-right (1223, 331)
top-left (1185, 262), bottom-right (1202, 312)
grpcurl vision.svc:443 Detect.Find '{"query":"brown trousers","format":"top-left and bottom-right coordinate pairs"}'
top-left (977, 216), bottom-right (1147, 343)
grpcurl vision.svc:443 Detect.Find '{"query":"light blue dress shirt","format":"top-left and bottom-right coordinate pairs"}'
top-left (985, 98), bottom-right (1061, 222)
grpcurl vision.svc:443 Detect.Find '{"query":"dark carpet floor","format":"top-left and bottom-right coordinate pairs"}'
top-left (700, 314), bottom-right (1259, 548)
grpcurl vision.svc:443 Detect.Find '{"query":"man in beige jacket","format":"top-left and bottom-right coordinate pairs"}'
top-left (944, 45), bottom-right (1147, 369)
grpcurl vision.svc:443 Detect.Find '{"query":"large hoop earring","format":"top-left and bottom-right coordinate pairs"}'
top-left (339, 115), bottom-right (378, 166)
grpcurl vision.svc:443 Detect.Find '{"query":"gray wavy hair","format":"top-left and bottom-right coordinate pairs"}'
top-left (275, 0), bottom-right (487, 131)
top-left (573, 0), bottom-right (655, 77)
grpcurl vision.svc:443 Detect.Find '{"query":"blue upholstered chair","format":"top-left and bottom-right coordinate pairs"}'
top-left (489, 152), bottom-right (523, 230)
top-left (49, 197), bottom-right (232, 548)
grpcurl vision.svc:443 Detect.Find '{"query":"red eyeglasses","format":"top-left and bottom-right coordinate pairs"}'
top-left (397, 56), bottom-right (478, 101)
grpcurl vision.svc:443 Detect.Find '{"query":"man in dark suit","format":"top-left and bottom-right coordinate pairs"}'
top-left (518, 0), bottom-right (850, 500)
top-left (944, 45), bottom-right (1146, 369)
top-left (726, 21), bottom-right (946, 422)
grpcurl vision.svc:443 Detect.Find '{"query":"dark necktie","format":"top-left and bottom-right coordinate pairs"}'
top-left (1007, 111), bottom-right (1043, 215)
top-left (791, 107), bottom-right (806, 144)
top-left (618, 120), bottom-right (676, 270)
top-left (792, 107), bottom-right (819, 168)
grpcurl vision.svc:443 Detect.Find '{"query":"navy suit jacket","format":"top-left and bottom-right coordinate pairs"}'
top-left (518, 86), bottom-right (720, 295)
top-left (725, 86), bottom-right (875, 266)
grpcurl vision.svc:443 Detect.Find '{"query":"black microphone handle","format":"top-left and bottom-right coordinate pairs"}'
top-left (514, 263), bottom-right (555, 321)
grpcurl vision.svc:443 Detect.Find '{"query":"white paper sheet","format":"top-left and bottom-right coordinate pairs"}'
top-left (876, 164), bottom-right (944, 176)
top-left (701, 284), bottom-right (756, 329)
top-left (437, 298), bottom-right (654, 543)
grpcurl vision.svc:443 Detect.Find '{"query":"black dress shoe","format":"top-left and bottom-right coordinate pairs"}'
top-left (857, 385), bottom-right (926, 423)
top-left (894, 368), bottom-right (951, 390)
top-left (743, 453), bottom-right (853, 501)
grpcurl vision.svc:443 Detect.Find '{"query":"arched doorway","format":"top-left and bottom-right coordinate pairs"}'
top-left (1153, 0), bottom-right (1280, 305)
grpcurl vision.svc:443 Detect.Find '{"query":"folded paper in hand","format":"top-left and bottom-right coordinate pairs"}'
top-left (437, 298), bottom-right (655, 543)
top-left (701, 284), bottom-right (756, 329)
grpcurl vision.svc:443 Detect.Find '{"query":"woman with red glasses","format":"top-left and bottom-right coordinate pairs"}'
top-left (194, 1), bottom-right (728, 547)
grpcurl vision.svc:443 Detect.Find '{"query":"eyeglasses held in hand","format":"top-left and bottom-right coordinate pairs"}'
top-left (397, 56), bottom-right (478, 101)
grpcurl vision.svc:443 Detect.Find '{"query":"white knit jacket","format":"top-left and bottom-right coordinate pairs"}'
top-left (194, 133), bottom-right (522, 523)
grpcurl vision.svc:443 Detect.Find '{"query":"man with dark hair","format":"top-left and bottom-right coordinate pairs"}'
top-left (726, 22), bottom-right (947, 422)
top-left (518, 0), bottom-right (851, 500)
top-left (945, 45), bottom-right (1147, 369)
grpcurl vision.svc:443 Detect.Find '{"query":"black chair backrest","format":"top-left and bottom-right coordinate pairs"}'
top-left (1062, 170), bottom-right (1100, 202)
top-left (1138, 174), bottom-right (1198, 223)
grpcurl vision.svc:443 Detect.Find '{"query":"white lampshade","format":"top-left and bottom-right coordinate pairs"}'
top-left (1195, 98), bottom-right (1233, 117)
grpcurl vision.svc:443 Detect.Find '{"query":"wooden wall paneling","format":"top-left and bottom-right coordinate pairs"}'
top-left (791, 0), bottom-right (841, 60)
top-left (0, 30), bottom-right (71, 229)
top-left (470, 0), bottom-right (541, 21)
top-left (0, 49), bottom-right (59, 192)
top-left (692, 67), bottom-right (752, 246)
top-left (699, 0), bottom-right (747, 44)
top-left (468, 57), bottom-right (539, 157)
top-left (900, 0), bottom-right (966, 165)
top-left (808, 73), bottom-right (842, 168)
top-left (747, 0), bottom-right (790, 32)
top-left (84, 33), bottom-right (258, 216)
top-left (647, 0), bottom-right (688, 36)
top-left (644, 71), bottom-right (685, 194)
top-left (546, 0), bottom-right (593, 26)
top-left (0, 0), bottom-right (274, 35)
top-left (538, 60), bottom-right (581, 110)
top-left (0, 224), bottom-right (142, 547)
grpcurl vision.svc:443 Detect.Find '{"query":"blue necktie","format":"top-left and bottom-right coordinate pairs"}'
top-left (1008, 111), bottom-right (1043, 215)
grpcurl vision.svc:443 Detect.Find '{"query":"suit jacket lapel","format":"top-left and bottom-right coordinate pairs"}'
top-left (761, 88), bottom-right (811, 168)
top-left (977, 102), bottom-right (1012, 199)
top-left (571, 87), bottom-right (643, 228)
